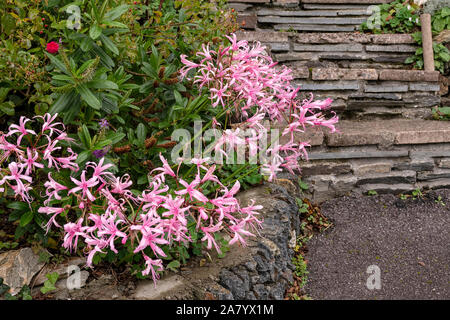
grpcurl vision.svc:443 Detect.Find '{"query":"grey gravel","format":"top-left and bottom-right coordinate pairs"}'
top-left (305, 189), bottom-right (450, 300)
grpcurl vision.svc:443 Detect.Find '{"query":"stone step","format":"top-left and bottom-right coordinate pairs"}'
top-left (277, 119), bottom-right (450, 148)
top-left (274, 24), bottom-right (359, 32)
top-left (257, 9), bottom-right (371, 17)
top-left (237, 31), bottom-right (415, 45)
top-left (259, 16), bottom-right (368, 25)
top-left (301, 0), bottom-right (390, 3)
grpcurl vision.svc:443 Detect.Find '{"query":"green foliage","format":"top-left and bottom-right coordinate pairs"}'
top-left (0, 0), bottom-right (266, 282)
top-left (360, 1), bottom-right (450, 74)
top-left (360, 0), bottom-right (421, 34)
top-left (40, 272), bottom-right (59, 294)
top-left (296, 198), bottom-right (309, 214)
top-left (0, 277), bottom-right (32, 300)
top-left (367, 190), bottom-right (378, 196)
top-left (292, 254), bottom-right (309, 288)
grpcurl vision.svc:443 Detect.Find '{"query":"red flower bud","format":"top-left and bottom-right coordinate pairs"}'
top-left (46, 41), bottom-right (59, 54)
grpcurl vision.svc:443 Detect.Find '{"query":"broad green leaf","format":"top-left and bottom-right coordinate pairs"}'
top-left (104, 4), bottom-right (129, 20)
top-left (101, 20), bottom-right (128, 29)
top-left (89, 24), bottom-right (102, 40)
top-left (81, 124), bottom-right (92, 149)
top-left (99, 34), bottom-right (119, 55)
top-left (7, 202), bottom-right (29, 211)
top-left (76, 150), bottom-right (91, 164)
top-left (77, 84), bottom-right (101, 110)
top-left (19, 211), bottom-right (34, 227)
top-left (106, 132), bottom-right (126, 144)
top-left (166, 260), bottom-right (180, 272)
top-left (88, 80), bottom-right (118, 90)
top-left (136, 123), bottom-right (147, 143)
top-left (45, 52), bottom-right (70, 75)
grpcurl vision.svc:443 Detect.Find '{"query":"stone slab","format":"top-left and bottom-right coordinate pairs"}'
top-left (231, 0), bottom-right (270, 3)
top-left (366, 44), bottom-right (417, 52)
top-left (303, 4), bottom-right (370, 9)
top-left (409, 83), bottom-right (441, 92)
top-left (417, 169), bottom-right (450, 181)
top-left (259, 16), bottom-right (367, 24)
top-left (360, 183), bottom-right (415, 194)
top-left (294, 44), bottom-right (363, 52)
top-left (237, 13), bottom-right (258, 29)
top-left (294, 33), bottom-right (372, 43)
top-left (302, 0), bottom-right (391, 3)
top-left (275, 24), bottom-right (357, 32)
top-left (356, 170), bottom-right (416, 186)
top-left (266, 42), bottom-right (290, 52)
top-left (228, 3), bottom-right (253, 11)
top-left (300, 162), bottom-right (352, 176)
top-left (296, 81), bottom-right (360, 91)
top-left (349, 93), bottom-right (402, 100)
top-left (370, 34), bottom-right (415, 44)
top-left (379, 70), bottom-right (440, 82)
top-left (308, 150), bottom-right (409, 160)
top-left (438, 158), bottom-right (450, 169)
top-left (312, 68), bottom-right (378, 80)
top-left (323, 119), bottom-right (450, 147)
top-left (353, 162), bottom-right (392, 175)
top-left (288, 64), bottom-right (310, 78)
top-left (257, 9), bottom-right (337, 16)
top-left (274, 52), bottom-right (313, 61)
top-left (364, 84), bottom-right (409, 93)
top-left (236, 31), bottom-right (291, 43)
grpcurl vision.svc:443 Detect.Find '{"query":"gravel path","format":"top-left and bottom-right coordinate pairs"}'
top-left (304, 189), bottom-right (450, 300)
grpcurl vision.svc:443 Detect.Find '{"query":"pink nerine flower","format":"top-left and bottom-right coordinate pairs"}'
top-left (44, 172), bottom-right (68, 204)
top-left (19, 148), bottom-right (44, 175)
top-left (68, 171), bottom-right (99, 202)
top-left (0, 162), bottom-right (32, 201)
top-left (6, 116), bottom-right (36, 145)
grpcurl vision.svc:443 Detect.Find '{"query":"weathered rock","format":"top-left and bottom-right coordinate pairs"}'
top-left (356, 171), bottom-right (416, 186)
top-left (301, 162), bottom-right (352, 176)
top-left (294, 32), bottom-right (372, 44)
top-left (417, 169), bottom-right (450, 181)
top-left (259, 16), bottom-right (367, 25)
top-left (301, 0), bottom-right (390, 3)
top-left (274, 52), bottom-right (313, 62)
top-left (296, 81), bottom-right (360, 91)
top-left (353, 162), bottom-right (392, 175)
top-left (257, 9), bottom-right (337, 16)
top-left (312, 68), bottom-right (378, 80)
top-left (370, 34), bottom-right (415, 44)
top-left (294, 44), bottom-right (363, 52)
top-left (275, 24), bottom-right (357, 32)
top-left (0, 248), bottom-right (44, 295)
top-left (438, 158), bottom-right (450, 169)
top-left (360, 183), bottom-right (415, 195)
top-left (393, 159), bottom-right (434, 172)
top-left (408, 83), bottom-right (440, 92)
top-left (33, 257), bottom-right (86, 286)
top-left (236, 13), bottom-right (258, 29)
top-left (365, 84), bottom-right (409, 93)
top-left (133, 275), bottom-right (185, 300)
top-left (236, 31), bottom-right (291, 43)
top-left (55, 270), bottom-right (89, 290)
top-left (379, 70), bottom-right (440, 82)
top-left (309, 150), bottom-right (409, 160)
top-left (366, 44), bottom-right (417, 52)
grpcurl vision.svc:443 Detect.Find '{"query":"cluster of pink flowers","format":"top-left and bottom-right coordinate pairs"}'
top-left (40, 154), bottom-right (263, 284)
top-left (0, 113), bottom-right (78, 202)
top-left (180, 33), bottom-right (339, 180)
top-left (1, 114), bottom-right (263, 285)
